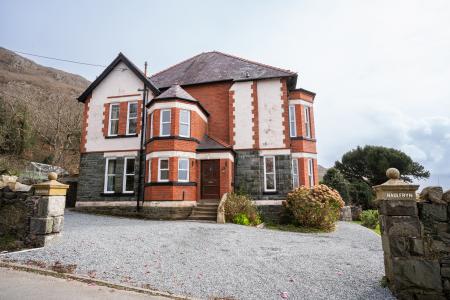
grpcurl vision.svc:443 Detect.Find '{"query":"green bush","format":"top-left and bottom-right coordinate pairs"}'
top-left (225, 192), bottom-right (261, 225)
top-left (360, 210), bottom-right (379, 229)
top-left (233, 213), bottom-right (250, 225)
top-left (283, 184), bottom-right (345, 230)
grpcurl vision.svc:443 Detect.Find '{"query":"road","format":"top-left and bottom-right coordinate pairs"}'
top-left (0, 267), bottom-right (172, 300)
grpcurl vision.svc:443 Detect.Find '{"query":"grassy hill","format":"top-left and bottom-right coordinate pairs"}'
top-left (0, 47), bottom-right (90, 174)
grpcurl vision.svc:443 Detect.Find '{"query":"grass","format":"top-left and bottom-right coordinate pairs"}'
top-left (265, 223), bottom-right (330, 233)
top-left (352, 220), bottom-right (381, 235)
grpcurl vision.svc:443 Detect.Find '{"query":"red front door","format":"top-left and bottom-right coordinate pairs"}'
top-left (201, 160), bottom-right (220, 199)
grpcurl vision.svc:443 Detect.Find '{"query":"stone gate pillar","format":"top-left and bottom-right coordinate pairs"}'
top-left (374, 168), bottom-right (445, 299)
top-left (28, 172), bottom-right (69, 247)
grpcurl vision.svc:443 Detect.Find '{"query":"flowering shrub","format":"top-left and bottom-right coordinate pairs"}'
top-left (283, 184), bottom-right (345, 230)
top-left (225, 192), bottom-right (261, 225)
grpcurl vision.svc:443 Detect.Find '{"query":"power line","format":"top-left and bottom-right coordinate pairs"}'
top-left (11, 50), bottom-right (108, 68)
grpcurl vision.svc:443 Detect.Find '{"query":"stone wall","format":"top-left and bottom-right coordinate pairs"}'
top-left (375, 169), bottom-right (450, 299)
top-left (72, 206), bottom-right (193, 220)
top-left (234, 150), bottom-right (292, 200)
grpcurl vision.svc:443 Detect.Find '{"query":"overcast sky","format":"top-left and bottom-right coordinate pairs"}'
top-left (1, 0), bottom-right (449, 188)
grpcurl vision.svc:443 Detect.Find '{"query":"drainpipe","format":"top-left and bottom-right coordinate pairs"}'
top-left (136, 62), bottom-right (148, 212)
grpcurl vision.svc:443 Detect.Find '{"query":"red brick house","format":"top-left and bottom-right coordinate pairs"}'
top-left (76, 52), bottom-right (318, 219)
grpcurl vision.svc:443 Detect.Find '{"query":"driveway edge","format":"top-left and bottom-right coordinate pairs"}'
top-left (0, 260), bottom-right (193, 300)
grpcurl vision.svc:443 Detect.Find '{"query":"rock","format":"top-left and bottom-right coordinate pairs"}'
top-left (419, 203), bottom-right (448, 223)
top-left (420, 187), bottom-right (445, 204)
top-left (442, 190), bottom-right (450, 203)
top-left (351, 206), bottom-right (362, 221)
top-left (12, 182), bottom-right (31, 192)
top-left (340, 206), bottom-right (352, 221)
top-left (30, 217), bottom-right (53, 234)
top-left (52, 216), bottom-right (64, 233)
top-left (3, 192), bottom-right (17, 200)
top-left (392, 258), bottom-right (443, 291)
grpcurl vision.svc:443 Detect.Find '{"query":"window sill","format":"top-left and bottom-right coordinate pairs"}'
top-left (100, 192), bottom-right (135, 196)
top-left (106, 134), bottom-right (138, 139)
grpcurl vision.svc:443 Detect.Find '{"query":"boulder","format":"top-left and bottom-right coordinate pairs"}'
top-left (420, 187), bottom-right (445, 204)
top-left (443, 190), bottom-right (450, 203)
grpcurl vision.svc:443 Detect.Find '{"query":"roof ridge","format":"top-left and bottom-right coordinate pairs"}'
top-left (149, 52), bottom-right (205, 78)
top-left (210, 50), bottom-right (296, 75)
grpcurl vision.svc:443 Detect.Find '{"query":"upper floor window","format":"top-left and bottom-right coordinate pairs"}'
top-left (126, 102), bottom-right (138, 135)
top-left (149, 112), bottom-right (154, 139)
top-left (263, 156), bottom-right (276, 192)
top-left (123, 157), bottom-right (135, 193)
top-left (179, 109), bottom-right (190, 138)
top-left (158, 158), bottom-right (169, 182)
top-left (160, 109), bottom-right (171, 137)
top-left (292, 159), bottom-right (299, 189)
top-left (108, 103), bottom-right (120, 136)
top-left (178, 158), bottom-right (189, 182)
top-left (289, 105), bottom-right (296, 137)
top-left (147, 159), bottom-right (152, 182)
top-left (308, 158), bottom-right (314, 187)
top-left (304, 106), bottom-right (311, 138)
top-left (104, 158), bottom-right (117, 193)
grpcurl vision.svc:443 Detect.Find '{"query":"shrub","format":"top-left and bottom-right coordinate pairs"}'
top-left (233, 213), bottom-right (250, 225)
top-left (225, 192), bottom-right (261, 225)
top-left (283, 184), bottom-right (345, 230)
top-left (360, 210), bottom-right (379, 229)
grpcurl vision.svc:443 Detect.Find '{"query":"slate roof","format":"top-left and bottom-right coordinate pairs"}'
top-left (154, 85), bottom-right (197, 102)
top-left (78, 53), bottom-right (159, 102)
top-left (197, 135), bottom-right (232, 151)
top-left (149, 51), bottom-right (297, 89)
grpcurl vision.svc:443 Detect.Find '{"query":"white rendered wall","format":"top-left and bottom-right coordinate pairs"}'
top-left (257, 79), bottom-right (285, 149)
top-left (85, 62), bottom-right (152, 152)
top-left (231, 81), bottom-right (254, 149)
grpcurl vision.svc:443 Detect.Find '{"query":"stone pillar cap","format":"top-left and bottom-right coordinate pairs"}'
top-left (33, 172), bottom-right (69, 196)
top-left (373, 168), bottom-right (419, 200)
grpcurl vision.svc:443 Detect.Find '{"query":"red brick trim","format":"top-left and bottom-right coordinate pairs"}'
top-left (107, 93), bottom-right (140, 99)
top-left (102, 103), bottom-right (110, 137)
top-left (280, 78), bottom-right (290, 148)
top-left (136, 100), bottom-right (143, 135)
top-left (118, 102), bottom-right (128, 135)
top-left (228, 90), bottom-right (235, 146)
top-left (251, 81), bottom-right (259, 149)
top-left (80, 94), bottom-right (91, 153)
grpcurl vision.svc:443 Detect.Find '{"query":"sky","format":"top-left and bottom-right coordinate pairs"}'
top-left (1, 0), bottom-right (449, 189)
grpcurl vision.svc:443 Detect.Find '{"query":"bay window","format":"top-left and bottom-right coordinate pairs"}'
top-left (178, 158), bottom-right (189, 182)
top-left (158, 158), bottom-right (169, 182)
top-left (263, 156), bottom-right (276, 192)
top-left (292, 159), bottom-right (299, 189)
top-left (289, 105), bottom-right (296, 137)
top-left (304, 106), bottom-right (311, 138)
top-left (160, 109), bottom-right (171, 136)
top-left (308, 158), bottom-right (315, 187)
top-left (179, 109), bottom-right (190, 137)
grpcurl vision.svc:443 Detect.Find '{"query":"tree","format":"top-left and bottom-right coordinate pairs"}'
top-left (321, 168), bottom-right (351, 204)
top-left (335, 145), bottom-right (429, 186)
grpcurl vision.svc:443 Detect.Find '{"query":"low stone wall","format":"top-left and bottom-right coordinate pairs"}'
top-left (375, 169), bottom-right (450, 299)
top-left (257, 205), bottom-right (283, 224)
top-left (72, 206), bottom-right (193, 220)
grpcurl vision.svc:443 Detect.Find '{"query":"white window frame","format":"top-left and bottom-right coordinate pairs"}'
top-left (122, 157), bottom-right (136, 193)
top-left (289, 105), bottom-right (297, 137)
top-left (104, 157), bottom-right (117, 193)
top-left (149, 112), bottom-right (154, 139)
top-left (126, 102), bottom-right (138, 135)
top-left (304, 106), bottom-right (311, 138)
top-left (292, 158), bottom-right (299, 189)
top-left (179, 109), bottom-right (191, 138)
top-left (263, 156), bottom-right (277, 192)
top-left (160, 109), bottom-right (171, 137)
top-left (147, 159), bottom-right (152, 183)
top-left (177, 158), bottom-right (190, 182)
top-left (108, 103), bottom-right (120, 136)
top-left (308, 158), bottom-right (315, 187)
top-left (158, 158), bottom-right (170, 182)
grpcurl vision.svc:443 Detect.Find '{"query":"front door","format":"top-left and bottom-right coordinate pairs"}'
top-left (201, 160), bottom-right (220, 199)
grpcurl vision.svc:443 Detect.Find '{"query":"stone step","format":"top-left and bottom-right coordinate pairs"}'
top-left (194, 206), bottom-right (218, 212)
top-left (188, 215), bottom-right (217, 221)
top-left (189, 211), bottom-right (217, 217)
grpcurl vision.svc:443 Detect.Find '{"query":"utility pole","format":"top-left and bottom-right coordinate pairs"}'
top-left (136, 62), bottom-right (148, 212)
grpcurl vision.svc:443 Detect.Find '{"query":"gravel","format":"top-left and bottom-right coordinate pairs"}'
top-left (3, 211), bottom-right (394, 300)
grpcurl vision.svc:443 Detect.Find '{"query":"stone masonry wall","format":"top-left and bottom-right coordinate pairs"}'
top-left (375, 171), bottom-right (450, 300)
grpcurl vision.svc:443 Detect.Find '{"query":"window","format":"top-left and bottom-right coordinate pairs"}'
top-left (178, 158), bottom-right (189, 182)
top-left (263, 156), bottom-right (276, 192)
top-left (179, 109), bottom-right (190, 137)
top-left (304, 106), bottom-right (311, 138)
top-left (147, 159), bottom-right (152, 182)
top-left (160, 109), bottom-right (171, 136)
top-left (289, 105), bottom-right (296, 137)
top-left (104, 158), bottom-right (117, 193)
top-left (123, 157), bottom-right (135, 193)
top-left (308, 159), bottom-right (315, 187)
top-left (108, 104), bottom-right (120, 136)
top-left (149, 112), bottom-right (154, 138)
top-left (158, 158), bottom-right (169, 182)
top-left (292, 159), bottom-right (299, 189)
top-left (126, 102), bottom-right (138, 135)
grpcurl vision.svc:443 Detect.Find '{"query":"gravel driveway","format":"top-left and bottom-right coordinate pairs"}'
top-left (2, 211), bottom-right (393, 300)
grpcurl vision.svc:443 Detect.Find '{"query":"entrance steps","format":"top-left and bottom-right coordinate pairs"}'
top-left (188, 200), bottom-right (219, 221)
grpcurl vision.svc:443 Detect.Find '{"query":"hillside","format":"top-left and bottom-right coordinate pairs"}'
top-left (0, 47), bottom-right (90, 174)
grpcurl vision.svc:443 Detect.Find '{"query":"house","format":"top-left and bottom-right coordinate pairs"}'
top-left (76, 51), bottom-right (318, 219)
